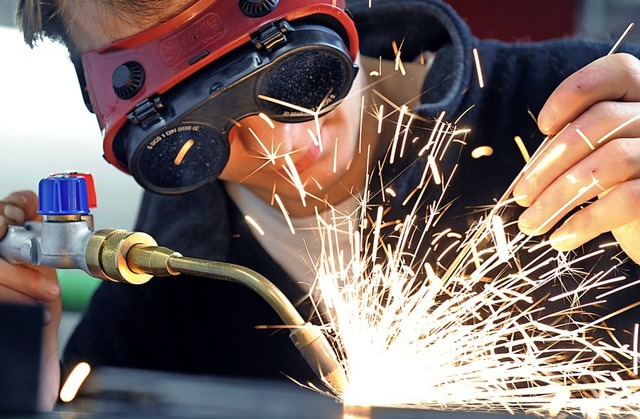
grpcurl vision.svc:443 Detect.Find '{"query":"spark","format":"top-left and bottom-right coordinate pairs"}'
top-left (472, 48), bottom-right (485, 88)
top-left (250, 49), bottom-right (640, 418)
top-left (635, 324), bottom-right (639, 376)
top-left (60, 362), bottom-right (91, 403)
top-left (389, 105), bottom-right (408, 164)
top-left (596, 112), bottom-right (640, 144)
top-left (274, 193), bottom-right (295, 235)
top-left (248, 127), bottom-right (279, 166)
top-left (258, 112), bottom-right (275, 129)
top-left (426, 154), bottom-right (441, 185)
top-left (333, 137), bottom-right (339, 173)
top-left (304, 108), bottom-right (640, 418)
top-left (376, 104), bottom-right (384, 134)
top-left (608, 22), bottom-right (635, 56)
top-left (471, 145), bottom-right (493, 159)
top-left (282, 154), bottom-right (307, 207)
top-left (369, 57), bottom-right (383, 77)
top-left (244, 215), bottom-right (265, 236)
top-left (513, 136), bottom-right (530, 163)
top-left (524, 143), bottom-right (566, 182)
top-left (392, 40), bottom-right (407, 76)
top-left (575, 128), bottom-right (596, 151)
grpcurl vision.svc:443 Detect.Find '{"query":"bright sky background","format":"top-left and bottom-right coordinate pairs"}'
top-left (0, 26), bottom-right (142, 229)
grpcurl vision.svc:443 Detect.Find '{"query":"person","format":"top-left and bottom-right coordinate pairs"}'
top-left (2, 0), bottom-right (640, 410)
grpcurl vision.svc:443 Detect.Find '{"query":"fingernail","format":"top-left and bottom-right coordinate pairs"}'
top-left (513, 179), bottom-right (533, 207)
top-left (518, 207), bottom-right (539, 233)
top-left (43, 308), bottom-right (52, 325)
top-left (47, 282), bottom-right (60, 297)
top-left (4, 204), bottom-right (25, 223)
top-left (538, 106), bottom-right (558, 135)
top-left (513, 192), bottom-right (530, 207)
top-left (549, 227), bottom-right (577, 252)
top-left (42, 276), bottom-right (60, 297)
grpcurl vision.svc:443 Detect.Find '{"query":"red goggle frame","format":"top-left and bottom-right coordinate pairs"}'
top-left (80, 0), bottom-right (358, 178)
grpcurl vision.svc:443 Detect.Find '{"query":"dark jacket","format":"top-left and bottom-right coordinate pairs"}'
top-left (63, 0), bottom-right (640, 384)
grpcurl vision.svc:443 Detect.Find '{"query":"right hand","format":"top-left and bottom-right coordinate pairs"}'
top-left (0, 191), bottom-right (61, 410)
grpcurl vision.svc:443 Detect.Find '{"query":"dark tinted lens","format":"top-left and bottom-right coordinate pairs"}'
top-left (128, 122), bottom-right (229, 194)
top-left (257, 47), bottom-right (352, 119)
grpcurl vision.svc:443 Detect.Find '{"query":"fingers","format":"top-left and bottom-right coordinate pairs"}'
top-left (548, 180), bottom-right (640, 251)
top-left (517, 136), bottom-right (640, 236)
top-left (0, 190), bottom-right (62, 408)
top-left (0, 259), bottom-right (60, 303)
top-left (0, 190), bottom-right (39, 238)
top-left (514, 101), bottom-right (640, 208)
top-left (513, 53), bottom-right (640, 253)
top-left (538, 53), bottom-right (640, 134)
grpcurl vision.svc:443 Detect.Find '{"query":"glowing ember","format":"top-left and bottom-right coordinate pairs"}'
top-left (60, 362), bottom-right (91, 403)
top-left (472, 48), bottom-right (485, 88)
top-left (471, 145), bottom-right (494, 159)
top-left (513, 136), bottom-right (530, 162)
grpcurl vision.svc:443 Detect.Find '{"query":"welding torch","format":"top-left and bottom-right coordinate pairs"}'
top-left (0, 173), bottom-right (347, 394)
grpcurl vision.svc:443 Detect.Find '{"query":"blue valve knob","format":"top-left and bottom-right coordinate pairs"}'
top-left (38, 174), bottom-right (90, 215)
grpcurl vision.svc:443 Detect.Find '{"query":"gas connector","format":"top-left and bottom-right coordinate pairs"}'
top-left (0, 173), bottom-right (98, 274)
top-left (0, 173), bottom-right (348, 394)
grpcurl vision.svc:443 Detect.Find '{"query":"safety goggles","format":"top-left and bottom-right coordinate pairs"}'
top-left (79, 0), bottom-right (359, 194)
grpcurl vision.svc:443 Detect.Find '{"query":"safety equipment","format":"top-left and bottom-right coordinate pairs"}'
top-left (78, 0), bottom-right (359, 194)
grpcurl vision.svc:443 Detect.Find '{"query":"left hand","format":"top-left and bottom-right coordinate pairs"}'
top-left (513, 53), bottom-right (640, 264)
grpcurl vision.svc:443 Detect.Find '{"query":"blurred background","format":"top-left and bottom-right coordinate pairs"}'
top-left (0, 0), bottom-right (639, 350)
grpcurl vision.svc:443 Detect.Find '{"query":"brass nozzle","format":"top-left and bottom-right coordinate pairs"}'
top-left (85, 229), bottom-right (159, 284)
top-left (127, 245), bottom-right (182, 277)
top-left (290, 323), bottom-right (347, 395)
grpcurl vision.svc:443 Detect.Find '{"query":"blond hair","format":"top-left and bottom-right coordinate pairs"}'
top-left (17, 0), bottom-right (183, 54)
top-left (17, 0), bottom-right (71, 49)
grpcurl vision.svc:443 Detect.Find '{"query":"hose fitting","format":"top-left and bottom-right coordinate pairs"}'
top-left (84, 229), bottom-right (159, 284)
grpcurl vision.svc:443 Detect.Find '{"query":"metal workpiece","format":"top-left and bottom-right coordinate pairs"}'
top-left (0, 217), bottom-right (94, 272)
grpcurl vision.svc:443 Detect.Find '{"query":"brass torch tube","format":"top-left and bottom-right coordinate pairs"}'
top-left (125, 245), bottom-right (347, 393)
top-left (167, 256), bottom-right (306, 327)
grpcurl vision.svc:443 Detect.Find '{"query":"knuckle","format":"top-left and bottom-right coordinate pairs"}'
top-left (601, 139), bottom-right (640, 179)
top-left (4, 191), bottom-right (37, 209)
top-left (568, 205), bottom-right (596, 235)
top-left (625, 179), bottom-right (640, 208)
top-left (613, 52), bottom-right (640, 80)
top-left (589, 100), bottom-right (621, 120)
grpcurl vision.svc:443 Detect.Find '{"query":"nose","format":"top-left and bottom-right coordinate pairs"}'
top-left (229, 114), bottom-right (319, 155)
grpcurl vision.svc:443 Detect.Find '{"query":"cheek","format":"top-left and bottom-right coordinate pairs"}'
top-left (227, 117), bottom-right (271, 155)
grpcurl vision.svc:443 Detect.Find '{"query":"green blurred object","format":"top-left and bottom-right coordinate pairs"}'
top-left (57, 270), bottom-right (100, 312)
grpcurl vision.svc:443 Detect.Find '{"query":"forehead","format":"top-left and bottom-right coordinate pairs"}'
top-left (63, 0), bottom-right (197, 53)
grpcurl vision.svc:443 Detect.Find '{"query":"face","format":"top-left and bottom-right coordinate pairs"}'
top-left (64, 0), bottom-right (371, 215)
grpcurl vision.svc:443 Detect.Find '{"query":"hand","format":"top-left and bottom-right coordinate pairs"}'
top-left (0, 191), bottom-right (61, 409)
top-left (513, 53), bottom-right (640, 264)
